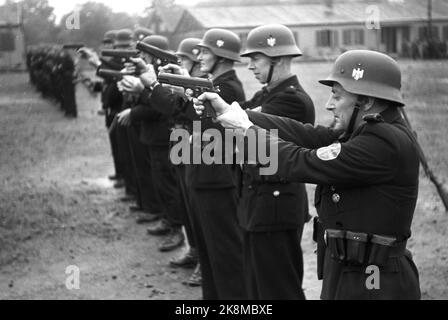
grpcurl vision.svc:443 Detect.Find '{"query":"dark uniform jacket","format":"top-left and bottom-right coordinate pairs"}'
top-left (97, 57), bottom-right (124, 126)
top-left (238, 76), bottom-right (315, 232)
top-left (246, 107), bottom-right (421, 300)
top-left (130, 89), bottom-right (171, 147)
top-left (150, 69), bottom-right (246, 189)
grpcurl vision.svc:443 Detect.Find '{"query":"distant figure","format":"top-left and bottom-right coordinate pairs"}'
top-left (401, 40), bottom-right (410, 58)
top-left (411, 41), bottom-right (420, 60)
top-left (60, 50), bottom-right (78, 118)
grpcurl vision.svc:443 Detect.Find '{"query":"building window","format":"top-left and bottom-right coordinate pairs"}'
top-left (0, 31), bottom-right (15, 51)
top-left (343, 29), bottom-right (364, 46)
top-left (419, 26), bottom-right (440, 40)
top-left (316, 29), bottom-right (338, 48)
top-left (443, 25), bottom-right (448, 41)
top-left (402, 26), bottom-right (410, 42)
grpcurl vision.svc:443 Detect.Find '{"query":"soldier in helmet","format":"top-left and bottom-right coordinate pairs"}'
top-left (82, 30), bottom-right (128, 183)
top-left (175, 38), bottom-right (203, 77)
top-left (168, 37), bottom-right (204, 286)
top-left (110, 29), bottom-right (140, 195)
top-left (115, 36), bottom-right (203, 284)
top-left (188, 28), bottom-right (246, 299)
top-left (137, 29), bottom-right (246, 299)
top-left (134, 27), bottom-right (154, 42)
top-left (118, 35), bottom-right (186, 253)
top-left (60, 48), bottom-right (78, 118)
top-left (194, 50), bottom-right (421, 300)
top-left (236, 24), bottom-right (315, 300)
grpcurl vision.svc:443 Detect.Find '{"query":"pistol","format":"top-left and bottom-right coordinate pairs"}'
top-left (158, 73), bottom-right (219, 119)
top-left (97, 68), bottom-right (134, 81)
top-left (101, 49), bottom-right (140, 64)
top-left (63, 43), bottom-right (85, 50)
top-left (136, 41), bottom-right (179, 66)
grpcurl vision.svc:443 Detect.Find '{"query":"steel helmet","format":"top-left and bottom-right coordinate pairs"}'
top-left (103, 30), bottom-right (118, 44)
top-left (198, 29), bottom-right (242, 62)
top-left (134, 27), bottom-right (154, 41)
top-left (141, 35), bottom-right (169, 50)
top-left (241, 24), bottom-right (302, 58)
top-left (114, 29), bottom-right (134, 46)
top-left (115, 29), bottom-right (134, 47)
top-left (319, 50), bottom-right (404, 106)
top-left (176, 38), bottom-right (202, 62)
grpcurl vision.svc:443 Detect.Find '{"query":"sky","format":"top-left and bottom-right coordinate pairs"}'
top-left (49, 0), bottom-right (200, 20)
top-left (0, 0), bottom-right (199, 21)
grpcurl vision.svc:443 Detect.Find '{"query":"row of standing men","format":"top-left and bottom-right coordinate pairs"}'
top-left (26, 45), bottom-right (78, 118)
top-left (86, 24), bottom-right (315, 300)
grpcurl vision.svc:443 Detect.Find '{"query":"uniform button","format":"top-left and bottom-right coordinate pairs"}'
top-left (273, 190), bottom-right (280, 197)
top-left (332, 193), bottom-right (340, 203)
top-left (248, 185), bottom-right (253, 190)
top-left (330, 186), bottom-right (336, 192)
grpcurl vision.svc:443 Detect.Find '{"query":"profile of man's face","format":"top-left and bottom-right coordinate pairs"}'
top-left (325, 83), bottom-right (358, 132)
top-left (198, 48), bottom-right (217, 73)
top-left (179, 56), bottom-right (193, 72)
top-left (247, 53), bottom-right (271, 84)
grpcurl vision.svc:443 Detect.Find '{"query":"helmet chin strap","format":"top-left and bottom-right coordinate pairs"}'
top-left (209, 57), bottom-right (222, 76)
top-left (189, 61), bottom-right (198, 75)
top-left (266, 59), bottom-right (276, 84)
top-left (341, 103), bottom-right (361, 141)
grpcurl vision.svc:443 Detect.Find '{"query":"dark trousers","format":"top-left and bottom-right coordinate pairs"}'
top-left (136, 146), bottom-right (162, 213)
top-left (114, 122), bottom-right (137, 196)
top-left (149, 146), bottom-right (184, 227)
top-left (106, 112), bottom-right (123, 178)
top-left (188, 187), bottom-right (245, 300)
top-left (62, 78), bottom-right (77, 117)
top-left (174, 165), bottom-right (196, 248)
top-left (243, 229), bottom-right (306, 300)
top-left (124, 127), bottom-right (162, 213)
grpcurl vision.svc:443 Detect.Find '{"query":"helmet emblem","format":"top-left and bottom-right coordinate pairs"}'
top-left (267, 36), bottom-right (276, 47)
top-left (352, 68), bottom-right (364, 81)
top-left (192, 48), bottom-right (199, 55)
top-left (216, 40), bottom-right (225, 48)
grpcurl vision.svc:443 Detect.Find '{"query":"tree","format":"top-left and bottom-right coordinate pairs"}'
top-left (142, 0), bottom-right (177, 34)
top-left (57, 2), bottom-right (113, 47)
top-left (56, 2), bottom-right (137, 48)
top-left (6, 0), bottom-right (58, 45)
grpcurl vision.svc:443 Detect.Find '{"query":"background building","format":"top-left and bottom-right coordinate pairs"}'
top-left (169, 0), bottom-right (448, 59)
top-left (0, 2), bottom-right (26, 71)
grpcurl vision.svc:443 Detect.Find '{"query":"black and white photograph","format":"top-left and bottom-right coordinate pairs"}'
top-left (0, 0), bottom-right (447, 302)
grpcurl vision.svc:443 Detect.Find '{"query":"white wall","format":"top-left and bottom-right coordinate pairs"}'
top-left (0, 27), bottom-right (26, 71)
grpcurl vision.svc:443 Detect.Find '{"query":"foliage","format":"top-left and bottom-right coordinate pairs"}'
top-left (5, 0), bottom-right (57, 45)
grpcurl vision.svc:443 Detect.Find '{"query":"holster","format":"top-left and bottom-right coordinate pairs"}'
top-left (345, 231), bottom-right (369, 265)
top-left (326, 229), bottom-right (346, 262)
top-left (313, 217), bottom-right (326, 280)
top-left (324, 228), bottom-right (403, 267)
top-left (368, 235), bottom-right (399, 267)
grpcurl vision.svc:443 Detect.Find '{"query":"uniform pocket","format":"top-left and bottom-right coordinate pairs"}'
top-left (248, 183), bottom-right (303, 230)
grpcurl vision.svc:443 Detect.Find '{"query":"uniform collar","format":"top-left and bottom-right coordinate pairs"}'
top-left (211, 69), bottom-right (237, 84)
top-left (380, 107), bottom-right (402, 124)
top-left (263, 75), bottom-right (299, 95)
top-left (343, 107), bottom-right (403, 142)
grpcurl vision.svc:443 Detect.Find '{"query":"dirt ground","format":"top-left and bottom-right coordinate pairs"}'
top-left (1, 60), bottom-right (447, 300)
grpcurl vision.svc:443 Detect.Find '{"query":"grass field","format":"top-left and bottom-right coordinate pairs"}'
top-left (0, 59), bottom-right (447, 299)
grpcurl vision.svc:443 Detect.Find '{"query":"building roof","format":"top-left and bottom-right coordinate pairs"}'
top-left (0, 3), bottom-right (21, 26)
top-left (182, 0), bottom-right (448, 29)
